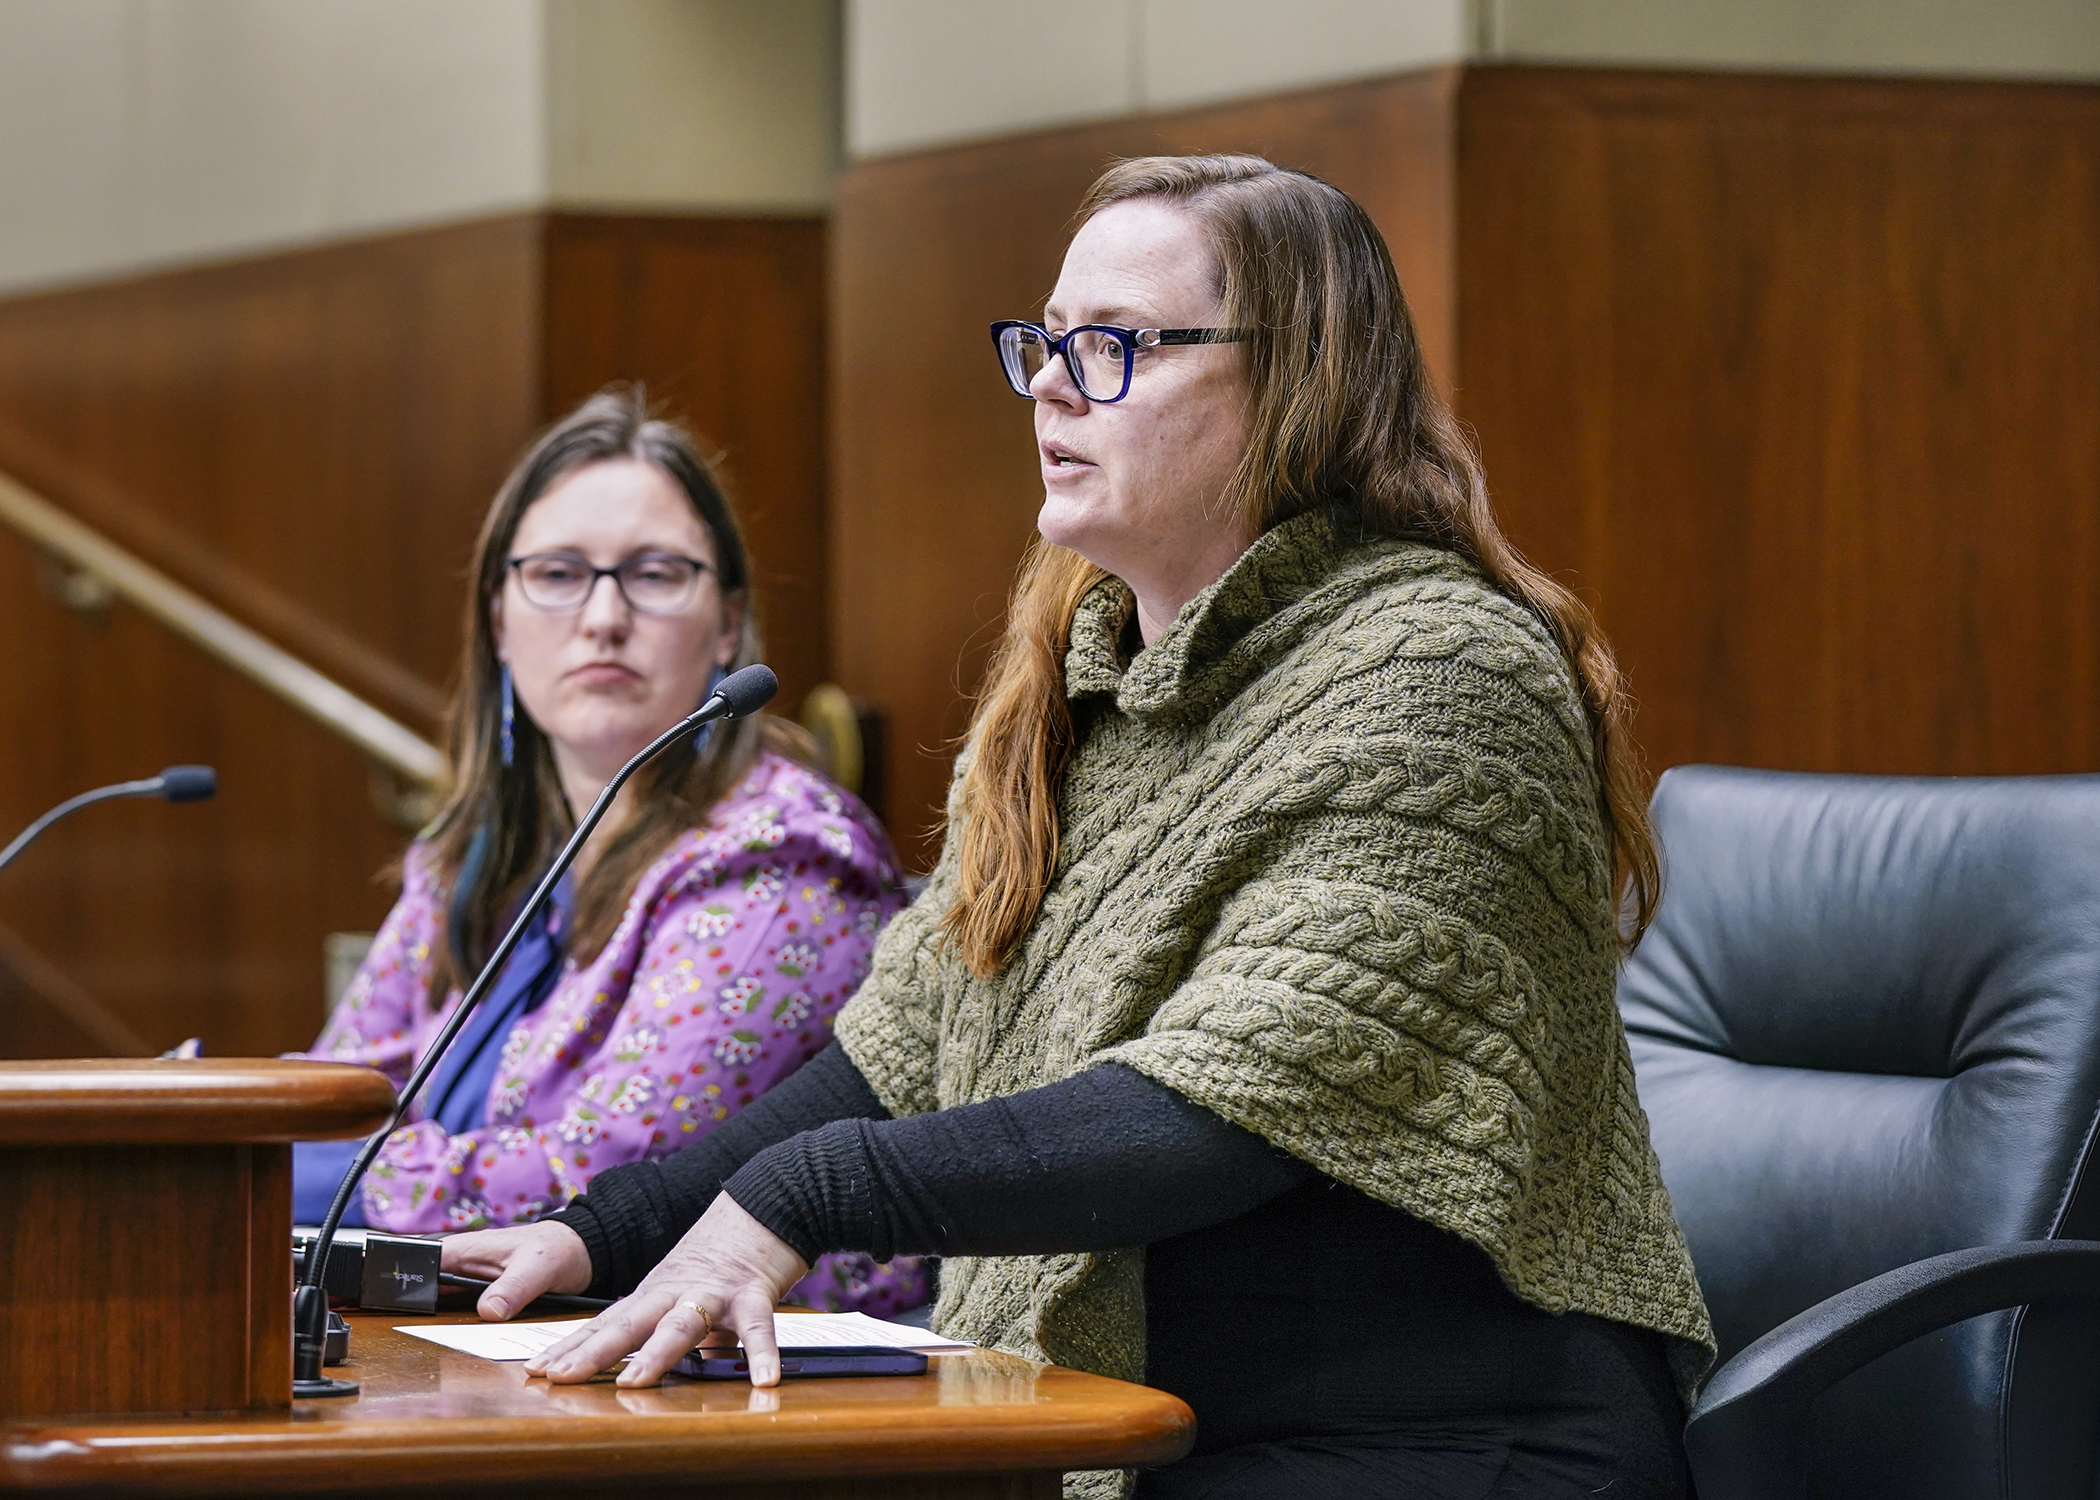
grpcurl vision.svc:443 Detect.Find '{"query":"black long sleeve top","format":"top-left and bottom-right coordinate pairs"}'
top-left (548, 1041), bottom-right (1684, 1480)
top-left (551, 1040), bottom-right (1309, 1285)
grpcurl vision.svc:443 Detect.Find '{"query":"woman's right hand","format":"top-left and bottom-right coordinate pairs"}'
top-left (441, 1220), bottom-right (594, 1321)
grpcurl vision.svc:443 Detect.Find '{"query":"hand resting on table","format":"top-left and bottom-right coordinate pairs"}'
top-left (440, 1219), bottom-right (594, 1318)
top-left (440, 1194), bottom-right (810, 1387)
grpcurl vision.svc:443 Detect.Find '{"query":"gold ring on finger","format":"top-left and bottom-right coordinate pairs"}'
top-left (680, 1300), bottom-right (712, 1338)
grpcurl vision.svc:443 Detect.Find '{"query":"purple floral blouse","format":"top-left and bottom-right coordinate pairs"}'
top-left (303, 751), bottom-right (925, 1315)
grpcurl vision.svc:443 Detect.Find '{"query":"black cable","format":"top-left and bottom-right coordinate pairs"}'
top-left (437, 1272), bottom-right (613, 1312)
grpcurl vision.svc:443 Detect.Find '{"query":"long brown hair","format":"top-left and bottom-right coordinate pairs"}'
top-left (943, 154), bottom-right (1659, 975)
top-left (422, 386), bottom-right (812, 1000)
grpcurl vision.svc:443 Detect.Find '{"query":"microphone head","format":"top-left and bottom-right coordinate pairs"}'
top-left (158, 765), bottom-right (217, 803)
top-left (712, 664), bottom-right (778, 720)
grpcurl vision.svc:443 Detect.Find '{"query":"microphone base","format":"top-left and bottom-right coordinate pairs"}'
top-left (292, 1374), bottom-right (360, 1399)
top-left (291, 1283), bottom-right (357, 1398)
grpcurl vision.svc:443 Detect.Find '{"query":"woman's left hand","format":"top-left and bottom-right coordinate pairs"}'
top-left (523, 1192), bottom-right (810, 1387)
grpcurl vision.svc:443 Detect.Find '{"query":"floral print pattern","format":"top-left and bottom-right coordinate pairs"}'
top-left (302, 751), bottom-right (925, 1313)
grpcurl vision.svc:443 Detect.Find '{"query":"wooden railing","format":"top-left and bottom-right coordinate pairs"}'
top-left (0, 470), bottom-right (453, 1056)
top-left (0, 471), bottom-right (445, 790)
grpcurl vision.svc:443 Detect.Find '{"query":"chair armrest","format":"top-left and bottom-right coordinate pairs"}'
top-left (1685, 1239), bottom-right (2100, 1500)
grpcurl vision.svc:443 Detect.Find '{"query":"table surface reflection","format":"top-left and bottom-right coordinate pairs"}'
top-left (1, 1307), bottom-right (1194, 1496)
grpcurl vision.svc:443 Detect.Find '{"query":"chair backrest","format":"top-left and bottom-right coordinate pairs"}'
top-left (1619, 767), bottom-right (2100, 1500)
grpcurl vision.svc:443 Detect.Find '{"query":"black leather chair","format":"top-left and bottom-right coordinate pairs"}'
top-left (1618, 767), bottom-right (2100, 1500)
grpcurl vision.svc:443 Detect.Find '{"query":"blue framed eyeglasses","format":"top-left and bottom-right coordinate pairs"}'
top-left (990, 320), bottom-right (1251, 404)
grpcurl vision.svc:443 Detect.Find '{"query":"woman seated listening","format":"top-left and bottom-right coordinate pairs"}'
top-left (295, 388), bottom-right (921, 1316)
top-left (444, 158), bottom-right (1716, 1497)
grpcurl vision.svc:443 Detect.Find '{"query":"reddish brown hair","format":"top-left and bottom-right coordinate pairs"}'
top-left (942, 154), bottom-right (1659, 975)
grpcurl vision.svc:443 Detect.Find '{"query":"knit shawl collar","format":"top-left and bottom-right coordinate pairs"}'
top-left (1064, 509), bottom-right (1376, 723)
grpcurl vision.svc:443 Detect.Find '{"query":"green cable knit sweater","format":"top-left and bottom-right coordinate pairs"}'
top-left (836, 511), bottom-right (1714, 1488)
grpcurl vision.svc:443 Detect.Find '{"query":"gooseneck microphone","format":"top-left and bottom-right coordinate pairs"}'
top-left (0, 766), bottom-right (217, 879)
top-left (293, 664), bottom-right (779, 1397)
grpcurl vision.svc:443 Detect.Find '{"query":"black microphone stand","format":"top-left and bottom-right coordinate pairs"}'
top-left (0, 766), bottom-right (216, 878)
top-left (293, 665), bottom-right (777, 1397)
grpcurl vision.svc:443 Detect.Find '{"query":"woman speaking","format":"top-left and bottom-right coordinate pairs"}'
top-left (444, 158), bottom-right (1715, 1498)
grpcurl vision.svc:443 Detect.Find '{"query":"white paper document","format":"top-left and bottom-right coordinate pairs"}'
top-left (763, 1311), bottom-right (972, 1350)
top-left (396, 1310), bottom-right (972, 1362)
top-left (397, 1319), bottom-right (586, 1361)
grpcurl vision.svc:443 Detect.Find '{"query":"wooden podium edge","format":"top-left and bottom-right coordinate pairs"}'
top-left (0, 1059), bottom-right (396, 1144)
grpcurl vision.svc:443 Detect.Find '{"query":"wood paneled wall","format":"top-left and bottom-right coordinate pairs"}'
top-left (543, 216), bottom-right (831, 704)
top-left (0, 211), bottom-right (826, 1058)
top-left (0, 218), bottom-right (542, 723)
top-left (17, 63), bottom-right (2092, 1051)
top-left (830, 63), bottom-right (2100, 867)
top-left (830, 71), bottom-right (1460, 866)
top-left (1459, 67), bottom-right (2100, 779)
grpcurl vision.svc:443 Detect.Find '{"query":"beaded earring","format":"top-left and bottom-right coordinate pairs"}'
top-left (499, 663), bottom-right (515, 768)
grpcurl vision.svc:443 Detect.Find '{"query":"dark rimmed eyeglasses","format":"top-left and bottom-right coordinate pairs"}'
top-left (507, 550), bottom-right (714, 615)
top-left (990, 320), bottom-right (1251, 404)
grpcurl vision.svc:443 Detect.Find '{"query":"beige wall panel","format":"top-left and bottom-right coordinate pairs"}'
top-left (0, 0), bottom-right (545, 296)
top-left (846, 0), bottom-right (1466, 155)
top-left (847, 0), bottom-right (1138, 155)
top-left (548, 0), bottom-right (841, 211)
top-left (0, 0), bottom-right (845, 293)
top-left (1142, 0), bottom-right (1464, 110)
top-left (850, 0), bottom-right (2100, 158)
top-left (1488, 0), bottom-right (2100, 80)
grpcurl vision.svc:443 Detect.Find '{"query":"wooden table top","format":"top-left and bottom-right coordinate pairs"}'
top-left (0, 1059), bottom-right (395, 1144)
top-left (0, 1309), bottom-right (1195, 1495)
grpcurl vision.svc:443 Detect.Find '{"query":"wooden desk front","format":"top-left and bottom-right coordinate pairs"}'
top-left (1, 1311), bottom-right (1196, 1498)
top-left (0, 1059), bottom-right (395, 1420)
